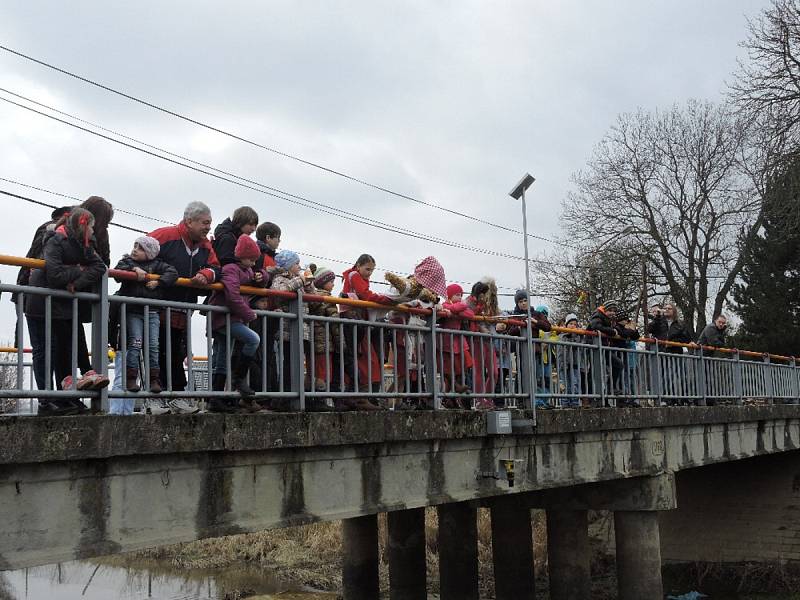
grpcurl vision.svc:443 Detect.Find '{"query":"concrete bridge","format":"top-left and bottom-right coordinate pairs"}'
top-left (1, 406), bottom-right (800, 599)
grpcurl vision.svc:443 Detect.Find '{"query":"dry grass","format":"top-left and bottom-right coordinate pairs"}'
top-left (125, 507), bottom-right (553, 597)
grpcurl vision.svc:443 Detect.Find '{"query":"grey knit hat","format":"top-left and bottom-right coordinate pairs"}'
top-left (135, 236), bottom-right (161, 261)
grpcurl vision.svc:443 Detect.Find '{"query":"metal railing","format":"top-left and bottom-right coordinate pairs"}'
top-left (0, 252), bottom-right (798, 416)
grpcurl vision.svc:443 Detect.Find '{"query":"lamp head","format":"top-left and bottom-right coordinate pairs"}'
top-left (509, 173), bottom-right (536, 200)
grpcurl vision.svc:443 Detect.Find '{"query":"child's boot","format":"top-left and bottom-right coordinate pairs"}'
top-left (232, 355), bottom-right (255, 397)
top-left (126, 368), bottom-right (140, 393)
top-left (149, 367), bottom-right (162, 394)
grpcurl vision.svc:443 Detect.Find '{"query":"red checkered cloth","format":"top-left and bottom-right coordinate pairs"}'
top-left (414, 256), bottom-right (447, 299)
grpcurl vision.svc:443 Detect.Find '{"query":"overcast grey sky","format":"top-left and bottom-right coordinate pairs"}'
top-left (0, 1), bottom-right (769, 344)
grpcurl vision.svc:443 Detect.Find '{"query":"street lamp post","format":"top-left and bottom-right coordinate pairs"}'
top-left (509, 173), bottom-right (538, 423)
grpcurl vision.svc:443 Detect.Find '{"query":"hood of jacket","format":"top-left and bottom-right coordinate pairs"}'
top-left (213, 217), bottom-right (239, 240)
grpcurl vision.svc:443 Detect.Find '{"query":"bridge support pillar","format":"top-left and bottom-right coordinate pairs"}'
top-left (614, 510), bottom-right (663, 600)
top-left (546, 509), bottom-right (590, 600)
top-left (490, 496), bottom-right (535, 600)
top-left (437, 501), bottom-right (479, 600)
top-left (387, 507), bottom-right (427, 600)
top-left (341, 514), bottom-right (379, 600)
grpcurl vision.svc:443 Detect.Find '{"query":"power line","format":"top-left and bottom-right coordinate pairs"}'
top-left (0, 43), bottom-right (576, 250)
top-left (0, 90), bottom-right (728, 285)
top-left (0, 92), bottom-right (544, 265)
top-left (0, 184), bottom-right (528, 292)
top-left (0, 188), bottom-right (145, 234)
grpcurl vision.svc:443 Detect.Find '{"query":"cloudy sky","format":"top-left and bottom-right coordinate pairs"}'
top-left (0, 0), bottom-right (768, 347)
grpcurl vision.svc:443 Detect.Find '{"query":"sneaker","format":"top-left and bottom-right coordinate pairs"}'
top-left (60, 375), bottom-right (75, 390)
top-left (144, 398), bottom-right (171, 415)
top-left (474, 398), bottom-right (495, 410)
top-left (168, 398), bottom-right (200, 414)
top-left (76, 370), bottom-right (110, 391)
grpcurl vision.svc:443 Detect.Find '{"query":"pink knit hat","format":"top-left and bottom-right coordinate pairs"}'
top-left (414, 256), bottom-right (447, 299)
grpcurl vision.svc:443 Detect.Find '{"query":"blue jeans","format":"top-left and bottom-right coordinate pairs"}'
top-left (126, 312), bottom-right (160, 369)
top-left (560, 365), bottom-right (581, 405)
top-left (212, 322), bottom-right (260, 374)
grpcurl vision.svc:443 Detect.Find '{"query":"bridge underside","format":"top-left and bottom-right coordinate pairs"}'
top-left (0, 405), bottom-right (798, 570)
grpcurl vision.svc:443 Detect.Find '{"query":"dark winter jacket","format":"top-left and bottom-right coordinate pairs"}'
top-left (113, 256), bottom-right (180, 306)
top-left (13, 210), bottom-right (105, 302)
top-left (698, 324), bottom-right (727, 349)
top-left (212, 218), bottom-right (243, 266)
top-left (24, 226), bottom-right (107, 321)
top-left (647, 315), bottom-right (692, 354)
top-left (148, 222), bottom-right (220, 304)
top-left (588, 309), bottom-right (640, 348)
top-left (208, 262), bottom-right (268, 332)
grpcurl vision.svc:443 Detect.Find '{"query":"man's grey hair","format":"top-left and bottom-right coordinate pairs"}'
top-left (183, 201), bottom-right (211, 222)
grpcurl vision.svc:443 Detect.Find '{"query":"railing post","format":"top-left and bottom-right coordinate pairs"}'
top-left (518, 331), bottom-right (534, 415)
top-left (289, 289), bottom-right (305, 411)
top-left (791, 357), bottom-right (799, 405)
top-left (423, 306), bottom-right (440, 410)
top-left (696, 347), bottom-right (707, 407)
top-left (590, 334), bottom-right (605, 408)
top-left (733, 350), bottom-right (744, 405)
top-left (91, 271), bottom-right (109, 413)
top-left (649, 340), bottom-right (663, 407)
top-left (763, 354), bottom-right (774, 405)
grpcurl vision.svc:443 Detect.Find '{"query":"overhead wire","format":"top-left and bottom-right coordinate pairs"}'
top-left (0, 184), bottom-right (541, 293)
top-left (0, 43), bottom-right (578, 250)
top-left (0, 91), bottom-right (546, 265)
top-left (0, 89), bottom-right (729, 287)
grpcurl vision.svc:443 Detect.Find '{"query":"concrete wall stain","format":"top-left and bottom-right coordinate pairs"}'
top-left (757, 420), bottom-right (766, 453)
top-left (194, 454), bottom-right (244, 539)
top-left (76, 460), bottom-right (121, 558)
top-left (426, 440), bottom-right (455, 504)
top-left (356, 445), bottom-right (386, 513)
top-left (722, 423), bottom-right (731, 458)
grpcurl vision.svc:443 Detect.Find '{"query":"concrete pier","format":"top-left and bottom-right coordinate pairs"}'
top-left (490, 497), bottom-right (535, 600)
top-left (342, 515), bottom-right (379, 600)
top-left (437, 502), bottom-right (479, 600)
top-left (387, 507), bottom-right (427, 600)
top-left (546, 509), bottom-right (590, 600)
top-left (614, 510), bottom-right (663, 600)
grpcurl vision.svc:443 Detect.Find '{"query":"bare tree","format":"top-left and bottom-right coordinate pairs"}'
top-left (531, 242), bottom-right (651, 324)
top-left (562, 100), bottom-right (765, 334)
top-left (731, 0), bottom-right (800, 145)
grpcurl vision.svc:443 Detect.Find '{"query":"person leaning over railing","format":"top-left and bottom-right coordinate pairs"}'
top-left (557, 313), bottom-right (583, 408)
top-left (496, 290), bottom-right (551, 408)
top-left (588, 301), bottom-right (640, 407)
top-left (207, 235), bottom-right (268, 414)
top-left (339, 254), bottom-right (393, 410)
top-left (307, 267), bottom-right (343, 407)
top-left (148, 201), bottom-right (220, 414)
top-left (25, 208), bottom-right (109, 416)
top-left (108, 236), bottom-right (179, 415)
top-left (16, 198), bottom-right (113, 396)
top-left (269, 249), bottom-right (333, 413)
top-left (697, 314), bottom-right (729, 359)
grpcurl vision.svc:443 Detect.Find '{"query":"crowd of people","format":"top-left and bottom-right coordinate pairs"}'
top-left (12, 198), bottom-right (732, 416)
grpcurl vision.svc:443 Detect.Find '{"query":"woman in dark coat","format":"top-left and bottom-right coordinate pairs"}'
top-left (25, 208), bottom-right (108, 415)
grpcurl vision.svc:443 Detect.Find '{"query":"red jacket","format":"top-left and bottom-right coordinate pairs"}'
top-left (340, 267), bottom-right (389, 314)
top-left (439, 300), bottom-right (474, 353)
top-left (149, 222), bottom-right (220, 304)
